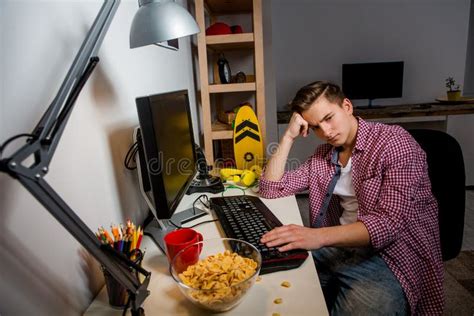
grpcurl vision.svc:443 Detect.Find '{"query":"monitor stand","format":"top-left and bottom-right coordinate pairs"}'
top-left (356, 99), bottom-right (386, 110)
top-left (356, 98), bottom-right (374, 109)
top-left (144, 207), bottom-right (207, 253)
top-left (368, 99), bottom-right (374, 108)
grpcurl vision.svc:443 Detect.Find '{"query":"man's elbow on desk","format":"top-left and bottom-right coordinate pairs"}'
top-left (258, 177), bottom-right (286, 199)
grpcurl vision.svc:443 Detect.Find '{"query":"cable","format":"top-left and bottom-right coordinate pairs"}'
top-left (187, 219), bottom-right (218, 228)
top-left (0, 133), bottom-right (34, 159)
top-left (124, 141), bottom-right (139, 170)
top-left (169, 194), bottom-right (217, 229)
top-left (169, 218), bottom-right (219, 229)
top-left (221, 184), bottom-right (246, 196)
top-left (122, 297), bottom-right (131, 316)
top-left (169, 220), bottom-right (181, 229)
top-left (193, 194), bottom-right (210, 213)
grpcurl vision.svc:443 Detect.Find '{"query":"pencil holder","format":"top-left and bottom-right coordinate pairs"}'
top-left (101, 249), bottom-right (144, 308)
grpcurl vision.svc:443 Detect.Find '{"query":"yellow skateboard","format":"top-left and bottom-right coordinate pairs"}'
top-left (233, 105), bottom-right (264, 170)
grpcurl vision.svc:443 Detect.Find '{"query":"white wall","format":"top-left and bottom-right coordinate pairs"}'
top-left (262, 0), bottom-right (279, 153)
top-left (270, 0), bottom-right (474, 184)
top-left (271, 0), bottom-right (471, 109)
top-left (0, 0), bottom-right (197, 315)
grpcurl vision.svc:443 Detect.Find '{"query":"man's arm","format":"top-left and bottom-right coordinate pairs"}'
top-left (262, 129), bottom-right (424, 252)
top-left (263, 112), bottom-right (309, 181)
top-left (261, 222), bottom-right (370, 251)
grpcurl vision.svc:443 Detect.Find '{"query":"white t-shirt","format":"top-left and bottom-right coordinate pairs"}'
top-left (333, 157), bottom-right (359, 225)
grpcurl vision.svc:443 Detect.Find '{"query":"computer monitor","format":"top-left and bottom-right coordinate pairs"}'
top-left (342, 61), bottom-right (404, 108)
top-left (134, 89), bottom-right (207, 251)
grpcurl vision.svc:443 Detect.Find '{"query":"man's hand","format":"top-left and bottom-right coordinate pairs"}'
top-left (261, 222), bottom-right (371, 252)
top-left (284, 112), bottom-right (309, 141)
top-left (260, 224), bottom-right (325, 252)
top-left (262, 113), bottom-right (308, 182)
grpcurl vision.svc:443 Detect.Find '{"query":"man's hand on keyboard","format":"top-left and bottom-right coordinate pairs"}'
top-left (260, 224), bottom-right (325, 252)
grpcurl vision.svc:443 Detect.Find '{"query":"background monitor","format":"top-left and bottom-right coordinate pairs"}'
top-left (342, 61), bottom-right (404, 107)
top-left (135, 89), bottom-right (206, 251)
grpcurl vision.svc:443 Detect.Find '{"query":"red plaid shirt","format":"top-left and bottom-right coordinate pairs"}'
top-left (260, 119), bottom-right (444, 315)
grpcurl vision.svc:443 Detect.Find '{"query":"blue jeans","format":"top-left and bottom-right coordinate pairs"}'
top-left (312, 247), bottom-right (408, 316)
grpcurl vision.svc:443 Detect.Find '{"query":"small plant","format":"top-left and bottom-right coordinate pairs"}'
top-left (446, 77), bottom-right (460, 92)
top-left (445, 77), bottom-right (462, 101)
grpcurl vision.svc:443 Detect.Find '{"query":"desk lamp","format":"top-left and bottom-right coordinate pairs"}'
top-left (0, 0), bottom-right (199, 315)
top-left (130, 0), bottom-right (199, 49)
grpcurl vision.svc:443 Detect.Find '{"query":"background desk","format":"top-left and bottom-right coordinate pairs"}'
top-left (84, 193), bottom-right (328, 315)
top-left (277, 102), bottom-right (474, 123)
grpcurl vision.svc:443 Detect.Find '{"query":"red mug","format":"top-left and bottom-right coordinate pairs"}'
top-left (164, 228), bottom-right (203, 271)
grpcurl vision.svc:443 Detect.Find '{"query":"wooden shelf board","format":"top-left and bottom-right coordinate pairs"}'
top-left (212, 131), bottom-right (233, 139)
top-left (211, 121), bottom-right (233, 139)
top-left (206, 0), bottom-right (253, 14)
top-left (206, 33), bottom-right (254, 50)
top-left (209, 82), bottom-right (256, 93)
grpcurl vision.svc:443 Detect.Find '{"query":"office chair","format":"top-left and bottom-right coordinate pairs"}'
top-left (408, 129), bottom-right (466, 261)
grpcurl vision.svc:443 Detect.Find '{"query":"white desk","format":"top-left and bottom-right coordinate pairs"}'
top-left (84, 192), bottom-right (328, 315)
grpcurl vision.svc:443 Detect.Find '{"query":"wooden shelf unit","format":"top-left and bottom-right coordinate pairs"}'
top-left (195, 0), bottom-right (266, 165)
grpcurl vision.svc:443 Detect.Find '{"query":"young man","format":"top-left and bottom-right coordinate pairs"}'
top-left (259, 81), bottom-right (443, 315)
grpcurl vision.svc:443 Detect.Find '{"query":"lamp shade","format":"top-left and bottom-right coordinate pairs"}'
top-left (130, 0), bottom-right (200, 49)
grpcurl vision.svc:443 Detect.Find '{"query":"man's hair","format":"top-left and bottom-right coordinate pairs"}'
top-left (288, 81), bottom-right (345, 113)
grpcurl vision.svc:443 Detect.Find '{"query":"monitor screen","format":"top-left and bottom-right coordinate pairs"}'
top-left (135, 89), bottom-right (196, 220)
top-left (342, 61), bottom-right (404, 101)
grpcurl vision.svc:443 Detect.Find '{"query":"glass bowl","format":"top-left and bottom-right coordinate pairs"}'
top-left (170, 238), bottom-right (262, 312)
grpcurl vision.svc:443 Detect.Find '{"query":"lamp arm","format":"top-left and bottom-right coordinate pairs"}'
top-left (16, 174), bottom-right (151, 310)
top-left (0, 0), bottom-right (151, 313)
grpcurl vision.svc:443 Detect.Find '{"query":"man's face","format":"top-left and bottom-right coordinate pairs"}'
top-left (301, 97), bottom-right (356, 148)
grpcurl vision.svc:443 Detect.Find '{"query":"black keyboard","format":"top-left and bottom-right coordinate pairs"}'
top-left (210, 195), bottom-right (309, 274)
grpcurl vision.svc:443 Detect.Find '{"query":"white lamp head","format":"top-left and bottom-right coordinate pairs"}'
top-left (130, 0), bottom-right (200, 49)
